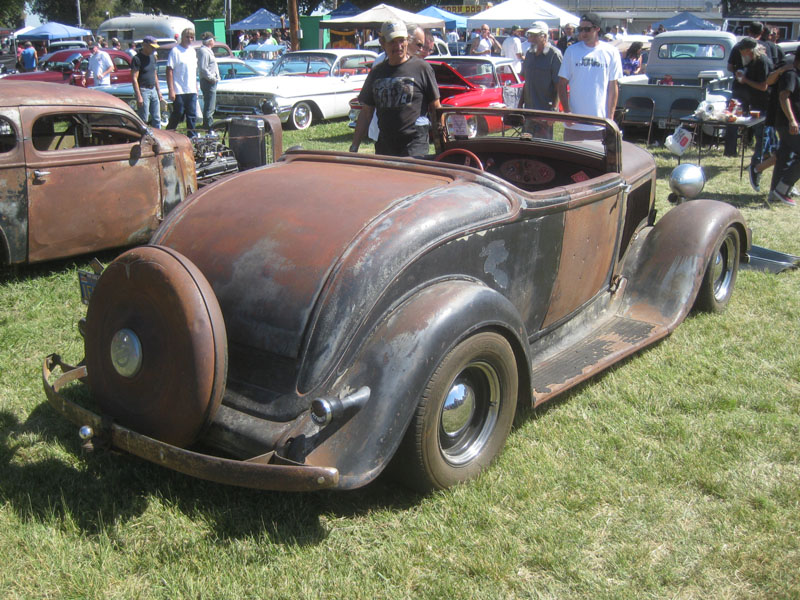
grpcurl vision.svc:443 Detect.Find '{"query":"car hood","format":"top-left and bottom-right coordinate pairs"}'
top-left (151, 152), bottom-right (513, 387)
top-left (428, 61), bottom-right (477, 90)
top-left (217, 74), bottom-right (352, 97)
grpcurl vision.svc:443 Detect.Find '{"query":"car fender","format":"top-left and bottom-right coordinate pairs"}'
top-left (304, 278), bottom-right (531, 489)
top-left (617, 199), bottom-right (750, 329)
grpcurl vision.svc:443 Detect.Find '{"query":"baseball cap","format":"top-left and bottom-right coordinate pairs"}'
top-left (381, 20), bottom-right (408, 42)
top-left (526, 22), bottom-right (548, 36)
top-left (142, 35), bottom-right (160, 47)
top-left (580, 12), bottom-right (602, 28)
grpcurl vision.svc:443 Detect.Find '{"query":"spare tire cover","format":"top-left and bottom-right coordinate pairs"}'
top-left (84, 245), bottom-right (227, 448)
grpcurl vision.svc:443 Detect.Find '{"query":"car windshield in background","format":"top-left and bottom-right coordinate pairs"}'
top-left (271, 53), bottom-right (333, 75)
top-left (41, 53), bottom-right (83, 72)
top-left (219, 62), bottom-right (260, 79)
top-left (657, 43), bottom-right (725, 59)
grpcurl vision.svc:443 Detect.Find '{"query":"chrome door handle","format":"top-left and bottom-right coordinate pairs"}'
top-left (34, 170), bottom-right (51, 180)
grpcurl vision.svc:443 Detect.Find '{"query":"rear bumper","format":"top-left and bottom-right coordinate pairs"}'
top-left (42, 354), bottom-right (339, 492)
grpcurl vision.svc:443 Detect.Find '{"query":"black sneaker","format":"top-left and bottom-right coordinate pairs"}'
top-left (748, 164), bottom-right (761, 192)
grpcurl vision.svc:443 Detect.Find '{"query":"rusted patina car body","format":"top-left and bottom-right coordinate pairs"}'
top-left (44, 107), bottom-right (750, 493)
top-left (0, 81), bottom-right (196, 265)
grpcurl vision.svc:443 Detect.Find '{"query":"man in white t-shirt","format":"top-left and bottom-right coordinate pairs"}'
top-left (87, 41), bottom-right (114, 86)
top-left (166, 28), bottom-right (198, 136)
top-left (501, 25), bottom-right (524, 73)
top-left (557, 12), bottom-right (622, 140)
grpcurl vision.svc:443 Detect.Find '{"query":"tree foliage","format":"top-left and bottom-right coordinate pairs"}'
top-left (0, 0), bottom-right (26, 29)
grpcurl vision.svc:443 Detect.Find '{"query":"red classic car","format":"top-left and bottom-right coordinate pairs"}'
top-left (1, 48), bottom-right (134, 87)
top-left (349, 56), bottom-right (523, 138)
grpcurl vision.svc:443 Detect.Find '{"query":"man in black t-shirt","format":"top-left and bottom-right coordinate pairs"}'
top-left (769, 51), bottom-right (800, 207)
top-left (350, 20), bottom-right (441, 158)
top-left (131, 36), bottom-right (164, 129)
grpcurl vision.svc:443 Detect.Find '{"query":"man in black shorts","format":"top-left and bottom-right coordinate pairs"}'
top-left (131, 36), bottom-right (164, 128)
top-left (349, 20), bottom-right (441, 158)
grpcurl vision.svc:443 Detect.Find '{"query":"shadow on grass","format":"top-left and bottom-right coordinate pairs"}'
top-left (0, 399), bottom-right (422, 546)
top-left (653, 161), bottom-right (773, 210)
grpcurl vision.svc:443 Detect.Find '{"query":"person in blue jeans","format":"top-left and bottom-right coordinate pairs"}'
top-left (769, 51), bottom-right (800, 207)
top-left (735, 38), bottom-right (774, 191)
top-left (131, 36), bottom-right (163, 129)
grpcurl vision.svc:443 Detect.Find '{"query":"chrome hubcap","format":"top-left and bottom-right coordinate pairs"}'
top-left (439, 361), bottom-right (500, 466)
top-left (110, 328), bottom-right (142, 378)
top-left (294, 104), bottom-right (310, 128)
top-left (712, 235), bottom-right (735, 301)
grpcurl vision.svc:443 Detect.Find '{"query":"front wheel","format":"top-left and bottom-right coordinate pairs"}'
top-left (394, 332), bottom-right (518, 492)
top-left (693, 225), bottom-right (740, 313)
top-left (289, 101), bottom-right (313, 130)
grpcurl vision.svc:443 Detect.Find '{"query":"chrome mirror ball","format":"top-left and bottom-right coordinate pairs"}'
top-left (668, 163), bottom-right (705, 204)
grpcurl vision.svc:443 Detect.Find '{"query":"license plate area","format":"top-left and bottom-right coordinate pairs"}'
top-left (78, 270), bottom-right (100, 305)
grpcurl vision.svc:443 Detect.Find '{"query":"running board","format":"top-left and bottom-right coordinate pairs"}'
top-left (531, 315), bottom-right (667, 405)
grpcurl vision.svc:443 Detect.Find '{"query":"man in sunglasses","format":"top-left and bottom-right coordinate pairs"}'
top-left (350, 20), bottom-right (440, 158)
top-left (557, 12), bottom-right (622, 141)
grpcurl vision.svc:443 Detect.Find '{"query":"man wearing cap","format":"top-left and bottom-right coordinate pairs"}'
top-left (198, 32), bottom-right (221, 130)
top-left (132, 36), bottom-right (163, 128)
top-left (557, 12), bottom-right (622, 140)
top-left (166, 28), bottom-right (198, 137)
top-left (87, 40), bottom-right (114, 86)
top-left (350, 20), bottom-right (440, 158)
top-left (471, 24), bottom-right (501, 56)
top-left (501, 26), bottom-right (524, 73)
top-left (520, 22), bottom-right (562, 114)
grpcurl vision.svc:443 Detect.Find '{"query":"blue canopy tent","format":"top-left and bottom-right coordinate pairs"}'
top-left (417, 6), bottom-right (467, 30)
top-left (17, 22), bottom-right (91, 41)
top-left (230, 8), bottom-right (283, 31)
top-left (653, 12), bottom-right (719, 31)
top-left (329, 2), bottom-right (362, 18)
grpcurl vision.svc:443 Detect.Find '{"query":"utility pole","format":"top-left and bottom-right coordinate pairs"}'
top-left (76, 0), bottom-right (82, 26)
top-left (288, 0), bottom-right (300, 50)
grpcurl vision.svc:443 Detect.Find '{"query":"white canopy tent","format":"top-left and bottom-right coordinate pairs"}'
top-left (320, 4), bottom-right (445, 30)
top-left (466, 0), bottom-right (579, 30)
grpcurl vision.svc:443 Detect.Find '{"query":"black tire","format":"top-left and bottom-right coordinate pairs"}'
top-left (289, 101), bottom-right (313, 130)
top-left (693, 225), bottom-right (740, 313)
top-left (394, 332), bottom-right (518, 492)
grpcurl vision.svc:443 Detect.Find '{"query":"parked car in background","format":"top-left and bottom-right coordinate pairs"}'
top-left (215, 49), bottom-right (377, 129)
top-left (155, 39), bottom-right (233, 61)
top-left (95, 57), bottom-right (262, 128)
top-left (44, 105), bottom-right (750, 494)
top-left (618, 29), bottom-right (736, 129)
top-left (240, 42), bottom-right (286, 74)
top-left (0, 48), bottom-right (134, 86)
top-left (349, 56), bottom-right (523, 137)
top-left (0, 81), bottom-right (196, 265)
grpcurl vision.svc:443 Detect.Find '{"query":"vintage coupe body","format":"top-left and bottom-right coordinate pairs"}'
top-left (44, 107), bottom-right (750, 493)
top-left (0, 81), bottom-right (196, 265)
top-left (1, 48), bottom-right (135, 87)
top-left (215, 49), bottom-right (377, 129)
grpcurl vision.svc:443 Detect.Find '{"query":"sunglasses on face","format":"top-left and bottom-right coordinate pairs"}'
top-left (412, 41), bottom-right (424, 48)
top-left (577, 26), bottom-right (595, 32)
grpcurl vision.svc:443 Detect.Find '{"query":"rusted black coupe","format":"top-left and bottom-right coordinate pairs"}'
top-left (44, 107), bottom-right (750, 492)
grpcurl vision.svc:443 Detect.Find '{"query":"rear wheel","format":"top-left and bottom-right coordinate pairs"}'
top-left (694, 226), bottom-right (740, 313)
top-left (289, 101), bottom-right (313, 130)
top-left (394, 332), bottom-right (518, 492)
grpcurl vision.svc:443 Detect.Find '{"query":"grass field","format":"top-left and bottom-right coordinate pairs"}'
top-left (1, 118), bottom-right (798, 599)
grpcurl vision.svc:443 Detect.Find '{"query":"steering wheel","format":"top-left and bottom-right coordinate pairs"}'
top-left (434, 148), bottom-right (484, 171)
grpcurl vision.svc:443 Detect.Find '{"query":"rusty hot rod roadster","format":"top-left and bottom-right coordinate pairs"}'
top-left (44, 107), bottom-right (750, 493)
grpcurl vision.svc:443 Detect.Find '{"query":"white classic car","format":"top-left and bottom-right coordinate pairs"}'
top-left (214, 49), bottom-right (377, 129)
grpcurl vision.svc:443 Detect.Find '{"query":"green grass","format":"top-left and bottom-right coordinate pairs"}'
top-left (1, 118), bottom-right (798, 599)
